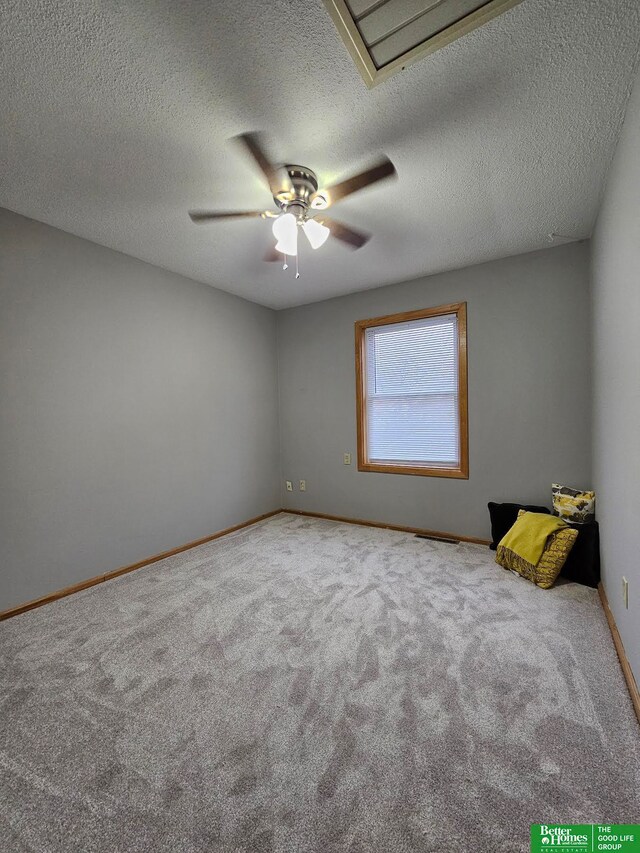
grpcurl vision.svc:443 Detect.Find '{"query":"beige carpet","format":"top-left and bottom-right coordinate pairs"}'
top-left (1, 512), bottom-right (638, 852)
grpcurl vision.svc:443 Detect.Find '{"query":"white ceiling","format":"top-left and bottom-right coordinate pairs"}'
top-left (1, 0), bottom-right (639, 309)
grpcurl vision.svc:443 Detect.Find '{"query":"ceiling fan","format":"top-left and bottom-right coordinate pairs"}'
top-left (188, 132), bottom-right (396, 274)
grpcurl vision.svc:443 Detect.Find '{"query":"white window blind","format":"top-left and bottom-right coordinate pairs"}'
top-left (364, 313), bottom-right (460, 467)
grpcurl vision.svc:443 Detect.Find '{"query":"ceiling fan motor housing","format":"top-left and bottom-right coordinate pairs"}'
top-left (275, 165), bottom-right (319, 213)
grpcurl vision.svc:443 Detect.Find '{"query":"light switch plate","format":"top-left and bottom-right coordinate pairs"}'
top-left (343, 453), bottom-right (351, 465)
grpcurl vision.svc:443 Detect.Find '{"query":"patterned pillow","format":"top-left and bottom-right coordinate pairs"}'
top-left (551, 483), bottom-right (596, 524)
top-left (496, 510), bottom-right (578, 589)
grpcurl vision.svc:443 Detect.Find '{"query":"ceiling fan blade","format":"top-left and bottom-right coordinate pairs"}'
top-left (319, 216), bottom-right (370, 249)
top-left (321, 157), bottom-right (396, 207)
top-left (234, 132), bottom-right (293, 197)
top-left (188, 210), bottom-right (269, 222)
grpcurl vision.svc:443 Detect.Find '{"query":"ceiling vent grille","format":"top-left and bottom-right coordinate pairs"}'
top-left (324, 0), bottom-right (523, 87)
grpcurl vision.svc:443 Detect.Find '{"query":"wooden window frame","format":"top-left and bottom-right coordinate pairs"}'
top-left (355, 302), bottom-right (468, 479)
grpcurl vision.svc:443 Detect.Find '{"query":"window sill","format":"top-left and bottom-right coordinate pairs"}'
top-left (358, 461), bottom-right (469, 479)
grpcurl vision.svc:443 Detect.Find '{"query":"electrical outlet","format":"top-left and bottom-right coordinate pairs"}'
top-left (299, 480), bottom-right (306, 491)
top-left (343, 452), bottom-right (351, 465)
top-left (622, 576), bottom-right (629, 609)
top-left (285, 480), bottom-right (293, 492)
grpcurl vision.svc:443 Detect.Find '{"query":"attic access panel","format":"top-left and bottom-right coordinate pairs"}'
top-left (324, 0), bottom-right (524, 87)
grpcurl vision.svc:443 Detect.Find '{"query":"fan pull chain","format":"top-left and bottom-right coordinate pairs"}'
top-left (278, 253), bottom-right (299, 278)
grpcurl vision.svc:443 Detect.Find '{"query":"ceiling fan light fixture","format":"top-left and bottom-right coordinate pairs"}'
top-left (303, 218), bottom-right (330, 249)
top-left (272, 212), bottom-right (298, 256)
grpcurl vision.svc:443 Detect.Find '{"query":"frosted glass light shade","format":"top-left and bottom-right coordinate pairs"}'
top-left (272, 213), bottom-right (298, 256)
top-left (303, 218), bottom-right (330, 249)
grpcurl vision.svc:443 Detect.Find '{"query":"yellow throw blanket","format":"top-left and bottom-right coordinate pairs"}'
top-left (498, 512), bottom-right (568, 565)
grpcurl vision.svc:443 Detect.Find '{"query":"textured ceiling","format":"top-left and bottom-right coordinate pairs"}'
top-left (1, 0), bottom-right (639, 309)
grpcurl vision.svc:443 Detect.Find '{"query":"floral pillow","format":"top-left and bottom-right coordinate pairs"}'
top-left (551, 483), bottom-right (596, 524)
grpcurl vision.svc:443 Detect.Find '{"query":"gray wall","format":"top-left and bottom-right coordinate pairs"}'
top-left (0, 208), bottom-right (280, 611)
top-left (277, 242), bottom-right (592, 541)
top-left (591, 64), bottom-right (640, 684)
top-left (0, 208), bottom-right (600, 620)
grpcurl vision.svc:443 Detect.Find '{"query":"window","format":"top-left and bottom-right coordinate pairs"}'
top-left (355, 303), bottom-right (468, 478)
